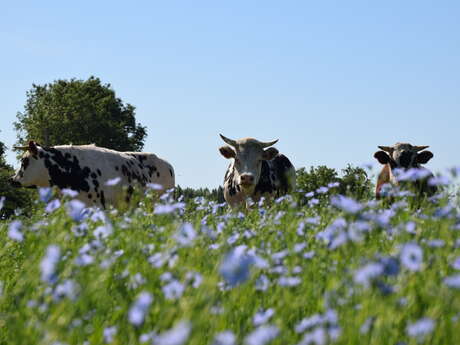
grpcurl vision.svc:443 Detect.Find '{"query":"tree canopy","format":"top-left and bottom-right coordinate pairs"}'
top-left (14, 76), bottom-right (147, 151)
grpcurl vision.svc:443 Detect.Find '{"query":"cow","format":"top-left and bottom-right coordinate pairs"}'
top-left (373, 142), bottom-right (436, 199)
top-left (10, 141), bottom-right (175, 208)
top-left (218, 134), bottom-right (296, 207)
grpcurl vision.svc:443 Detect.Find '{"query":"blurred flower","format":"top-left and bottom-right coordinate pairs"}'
top-left (94, 225), bottom-right (113, 239)
top-left (428, 175), bottom-right (450, 186)
top-left (53, 279), bottom-right (79, 301)
top-left (244, 325), bottom-right (279, 345)
top-left (154, 202), bottom-right (185, 214)
top-left (8, 220), bottom-right (23, 242)
top-left (396, 168), bottom-right (431, 181)
top-left (39, 187), bottom-right (52, 202)
top-left (40, 245), bottom-right (61, 284)
top-left (162, 280), bottom-right (185, 300)
top-left (147, 183), bottom-right (164, 190)
top-left (316, 186), bottom-right (329, 194)
top-left (360, 317), bottom-right (375, 334)
top-left (220, 246), bottom-right (254, 287)
top-left (253, 308), bottom-right (275, 326)
top-left (103, 326), bottom-right (117, 343)
top-left (154, 321), bottom-right (191, 345)
top-left (255, 274), bottom-right (270, 291)
top-left (354, 262), bottom-right (384, 288)
top-left (400, 243), bottom-right (423, 272)
top-left (45, 199), bottom-right (61, 213)
top-left (406, 318), bottom-right (435, 339)
top-left (330, 195), bottom-right (362, 214)
top-left (128, 292), bottom-right (153, 326)
top-left (212, 331), bottom-right (236, 345)
top-left (444, 274), bottom-right (460, 289)
top-left (451, 258), bottom-right (460, 270)
top-left (278, 276), bottom-right (301, 287)
top-left (61, 188), bottom-right (79, 198)
top-left (297, 327), bottom-right (326, 345)
top-left (0, 196), bottom-right (5, 211)
top-left (105, 177), bottom-right (121, 186)
top-left (295, 314), bottom-right (322, 333)
top-left (67, 200), bottom-right (86, 222)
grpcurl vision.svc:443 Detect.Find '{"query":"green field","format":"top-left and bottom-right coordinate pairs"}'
top-left (1, 182), bottom-right (460, 345)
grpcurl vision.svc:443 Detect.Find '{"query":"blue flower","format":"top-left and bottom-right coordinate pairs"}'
top-left (406, 318), bottom-right (435, 339)
top-left (330, 195), bottom-right (362, 214)
top-left (400, 243), bottom-right (423, 272)
top-left (8, 220), bottom-right (23, 242)
top-left (39, 187), bottom-right (52, 203)
top-left (154, 321), bottom-right (191, 345)
top-left (40, 245), bottom-right (61, 284)
top-left (128, 292), bottom-right (153, 326)
top-left (220, 246), bottom-right (254, 287)
top-left (244, 325), bottom-right (279, 345)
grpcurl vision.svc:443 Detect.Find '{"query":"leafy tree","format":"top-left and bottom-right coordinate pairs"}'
top-left (0, 138), bottom-right (35, 219)
top-left (175, 185), bottom-right (225, 203)
top-left (14, 76), bottom-right (146, 151)
top-left (296, 164), bottom-right (373, 205)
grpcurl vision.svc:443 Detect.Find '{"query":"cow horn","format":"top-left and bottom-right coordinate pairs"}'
top-left (220, 134), bottom-right (237, 147)
top-left (13, 146), bottom-right (29, 151)
top-left (378, 146), bottom-right (393, 153)
top-left (414, 145), bottom-right (429, 152)
top-left (258, 139), bottom-right (279, 148)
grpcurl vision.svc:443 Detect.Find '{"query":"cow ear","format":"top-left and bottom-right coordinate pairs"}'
top-left (262, 147), bottom-right (279, 160)
top-left (374, 151), bottom-right (390, 164)
top-left (28, 141), bottom-right (38, 156)
top-left (416, 151), bottom-right (433, 164)
top-left (219, 145), bottom-right (236, 159)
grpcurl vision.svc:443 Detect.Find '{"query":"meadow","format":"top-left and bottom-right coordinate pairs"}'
top-left (1, 170), bottom-right (460, 345)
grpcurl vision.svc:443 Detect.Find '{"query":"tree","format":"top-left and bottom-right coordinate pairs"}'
top-left (295, 164), bottom-right (373, 205)
top-left (0, 137), bottom-right (35, 219)
top-left (14, 76), bottom-right (147, 151)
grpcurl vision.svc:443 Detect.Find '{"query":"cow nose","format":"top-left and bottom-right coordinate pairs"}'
top-left (240, 174), bottom-right (254, 185)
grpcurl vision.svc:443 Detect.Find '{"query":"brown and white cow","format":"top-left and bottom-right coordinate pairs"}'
top-left (10, 141), bottom-right (175, 208)
top-left (373, 143), bottom-right (436, 199)
top-left (219, 134), bottom-right (296, 207)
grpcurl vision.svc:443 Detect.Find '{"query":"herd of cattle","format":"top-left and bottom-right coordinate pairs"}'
top-left (9, 137), bottom-right (436, 208)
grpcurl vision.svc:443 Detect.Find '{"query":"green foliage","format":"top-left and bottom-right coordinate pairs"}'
top-left (14, 76), bottom-right (146, 151)
top-left (175, 185), bottom-right (225, 203)
top-left (296, 164), bottom-right (373, 204)
top-left (0, 190), bottom-right (459, 344)
top-left (0, 138), bottom-right (36, 219)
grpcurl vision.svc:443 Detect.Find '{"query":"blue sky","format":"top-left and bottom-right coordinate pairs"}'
top-left (1, 1), bottom-right (459, 188)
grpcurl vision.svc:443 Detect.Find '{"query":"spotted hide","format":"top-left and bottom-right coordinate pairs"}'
top-left (11, 141), bottom-right (175, 208)
top-left (373, 142), bottom-right (436, 199)
top-left (219, 134), bottom-right (296, 207)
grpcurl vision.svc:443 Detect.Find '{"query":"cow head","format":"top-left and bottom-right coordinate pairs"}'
top-left (10, 141), bottom-right (49, 188)
top-left (219, 134), bottom-right (279, 192)
top-left (374, 143), bottom-right (433, 169)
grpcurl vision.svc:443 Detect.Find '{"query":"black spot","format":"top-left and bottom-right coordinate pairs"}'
top-left (97, 169), bottom-right (102, 176)
top-left (126, 185), bottom-right (134, 202)
top-left (88, 193), bottom-right (92, 199)
top-left (115, 166), bottom-right (119, 171)
top-left (169, 168), bottom-right (173, 177)
top-left (100, 190), bottom-right (106, 209)
top-left (157, 172), bottom-right (160, 178)
top-left (43, 148), bottom-right (91, 192)
top-left (91, 172), bottom-right (97, 179)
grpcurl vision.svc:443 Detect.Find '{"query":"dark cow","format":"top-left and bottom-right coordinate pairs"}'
top-left (11, 141), bottom-right (175, 208)
top-left (219, 134), bottom-right (296, 207)
top-left (373, 142), bottom-right (436, 199)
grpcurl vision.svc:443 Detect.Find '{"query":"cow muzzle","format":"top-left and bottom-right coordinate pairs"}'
top-left (239, 173), bottom-right (255, 188)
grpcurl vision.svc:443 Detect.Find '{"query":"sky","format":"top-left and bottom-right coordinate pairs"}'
top-left (1, 1), bottom-right (459, 188)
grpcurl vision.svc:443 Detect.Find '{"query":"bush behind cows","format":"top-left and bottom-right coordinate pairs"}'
top-left (1, 173), bottom-right (460, 344)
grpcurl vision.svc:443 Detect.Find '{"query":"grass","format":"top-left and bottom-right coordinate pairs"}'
top-left (1, 185), bottom-right (460, 345)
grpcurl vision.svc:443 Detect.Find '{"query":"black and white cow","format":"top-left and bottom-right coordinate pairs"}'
top-left (11, 141), bottom-right (175, 208)
top-left (373, 142), bottom-right (436, 199)
top-left (219, 134), bottom-right (296, 207)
